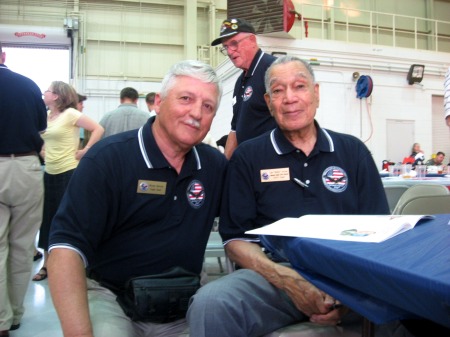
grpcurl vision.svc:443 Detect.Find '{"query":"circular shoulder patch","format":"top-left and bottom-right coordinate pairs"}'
top-left (243, 86), bottom-right (253, 101)
top-left (322, 166), bottom-right (348, 193)
top-left (186, 180), bottom-right (205, 209)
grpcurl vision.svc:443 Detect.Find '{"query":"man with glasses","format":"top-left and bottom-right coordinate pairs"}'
top-left (211, 18), bottom-right (277, 159)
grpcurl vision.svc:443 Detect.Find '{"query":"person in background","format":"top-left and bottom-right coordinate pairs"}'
top-left (47, 60), bottom-right (227, 337)
top-left (34, 93), bottom-right (88, 263)
top-left (187, 56), bottom-right (397, 337)
top-left (409, 143), bottom-right (424, 159)
top-left (100, 87), bottom-right (150, 138)
top-left (202, 133), bottom-right (219, 150)
top-left (444, 67), bottom-right (450, 127)
top-left (32, 81), bottom-right (104, 282)
top-left (77, 93), bottom-right (87, 112)
top-left (403, 142), bottom-right (424, 167)
top-left (145, 91), bottom-right (157, 117)
top-left (216, 134), bottom-right (228, 154)
top-left (77, 93), bottom-right (88, 148)
top-left (425, 151), bottom-right (445, 166)
top-left (211, 18), bottom-right (277, 159)
top-left (0, 41), bottom-right (47, 337)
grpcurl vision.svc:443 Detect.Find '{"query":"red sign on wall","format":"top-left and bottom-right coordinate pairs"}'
top-left (14, 32), bottom-right (46, 39)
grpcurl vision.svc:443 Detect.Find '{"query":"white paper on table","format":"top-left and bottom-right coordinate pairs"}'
top-left (246, 214), bottom-right (434, 243)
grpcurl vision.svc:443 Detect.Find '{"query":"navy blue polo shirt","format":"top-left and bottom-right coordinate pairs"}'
top-left (219, 121), bottom-right (389, 243)
top-left (0, 64), bottom-right (47, 154)
top-left (232, 49), bottom-right (277, 144)
top-left (49, 118), bottom-right (227, 288)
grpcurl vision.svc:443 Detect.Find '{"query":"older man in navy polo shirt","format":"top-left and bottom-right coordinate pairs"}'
top-left (211, 18), bottom-right (277, 159)
top-left (187, 56), bottom-right (393, 337)
top-left (47, 60), bottom-right (227, 337)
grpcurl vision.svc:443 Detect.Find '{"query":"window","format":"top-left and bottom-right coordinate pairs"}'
top-left (2, 46), bottom-right (69, 93)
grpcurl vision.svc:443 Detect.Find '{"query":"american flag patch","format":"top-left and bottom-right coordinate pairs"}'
top-left (322, 166), bottom-right (348, 193)
top-left (243, 86), bottom-right (253, 101)
top-left (186, 180), bottom-right (205, 208)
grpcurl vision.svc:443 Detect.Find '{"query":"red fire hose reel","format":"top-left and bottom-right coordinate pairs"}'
top-left (284, 0), bottom-right (308, 37)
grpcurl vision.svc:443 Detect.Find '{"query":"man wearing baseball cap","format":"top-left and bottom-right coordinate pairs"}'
top-left (211, 18), bottom-right (277, 159)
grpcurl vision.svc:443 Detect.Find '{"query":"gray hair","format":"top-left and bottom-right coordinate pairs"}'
top-left (264, 55), bottom-right (316, 96)
top-left (160, 60), bottom-right (223, 108)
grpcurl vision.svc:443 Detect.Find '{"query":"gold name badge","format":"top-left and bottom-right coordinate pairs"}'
top-left (260, 168), bottom-right (290, 183)
top-left (137, 180), bottom-right (167, 195)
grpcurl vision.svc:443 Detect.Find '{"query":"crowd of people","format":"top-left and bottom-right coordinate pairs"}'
top-left (1, 16), bottom-right (449, 337)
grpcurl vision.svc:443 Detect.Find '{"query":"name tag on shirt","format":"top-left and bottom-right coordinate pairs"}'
top-left (137, 180), bottom-right (167, 195)
top-left (260, 168), bottom-right (290, 182)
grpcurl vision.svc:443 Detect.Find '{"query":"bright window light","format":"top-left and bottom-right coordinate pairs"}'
top-left (3, 47), bottom-right (70, 93)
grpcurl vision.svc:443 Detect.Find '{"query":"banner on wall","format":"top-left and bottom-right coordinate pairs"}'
top-left (0, 24), bottom-right (70, 48)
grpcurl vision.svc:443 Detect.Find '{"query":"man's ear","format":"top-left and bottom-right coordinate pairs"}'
top-left (264, 93), bottom-right (273, 116)
top-left (154, 93), bottom-right (163, 114)
top-left (314, 83), bottom-right (320, 108)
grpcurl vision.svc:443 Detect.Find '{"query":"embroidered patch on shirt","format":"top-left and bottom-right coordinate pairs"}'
top-left (322, 166), bottom-right (348, 193)
top-left (137, 180), bottom-right (167, 195)
top-left (243, 86), bottom-right (253, 101)
top-left (260, 168), bottom-right (290, 182)
top-left (186, 180), bottom-right (205, 209)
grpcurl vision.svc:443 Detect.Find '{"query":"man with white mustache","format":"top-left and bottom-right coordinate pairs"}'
top-left (47, 60), bottom-right (227, 337)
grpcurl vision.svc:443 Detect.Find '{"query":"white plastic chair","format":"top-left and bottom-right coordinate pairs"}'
top-left (204, 219), bottom-right (234, 274)
top-left (204, 231), bottom-right (235, 274)
top-left (398, 194), bottom-right (450, 215)
top-left (392, 184), bottom-right (449, 215)
top-left (383, 185), bottom-right (409, 213)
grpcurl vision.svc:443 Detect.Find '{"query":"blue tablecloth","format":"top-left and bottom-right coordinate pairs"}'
top-left (380, 173), bottom-right (447, 178)
top-left (263, 214), bottom-right (450, 327)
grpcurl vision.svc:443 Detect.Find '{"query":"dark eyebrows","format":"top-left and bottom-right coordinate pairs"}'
top-left (269, 72), bottom-right (310, 88)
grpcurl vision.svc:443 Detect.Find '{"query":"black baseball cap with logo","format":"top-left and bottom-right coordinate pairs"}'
top-left (211, 18), bottom-right (256, 46)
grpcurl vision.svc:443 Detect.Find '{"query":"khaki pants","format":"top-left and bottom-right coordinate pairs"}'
top-left (87, 278), bottom-right (189, 337)
top-left (0, 155), bottom-right (43, 330)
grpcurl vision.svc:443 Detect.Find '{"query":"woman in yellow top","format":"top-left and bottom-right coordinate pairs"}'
top-left (33, 81), bottom-right (104, 281)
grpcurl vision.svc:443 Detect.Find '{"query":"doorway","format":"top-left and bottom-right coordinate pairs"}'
top-left (386, 119), bottom-right (415, 164)
top-left (2, 46), bottom-right (69, 93)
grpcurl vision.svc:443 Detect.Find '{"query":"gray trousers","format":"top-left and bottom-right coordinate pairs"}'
top-left (0, 155), bottom-right (43, 330)
top-left (87, 279), bottom-right (188, 337)
top-left (187, 269), bottom-right (308, 337)
top-left (187, 269), bottom-right (413, 337)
